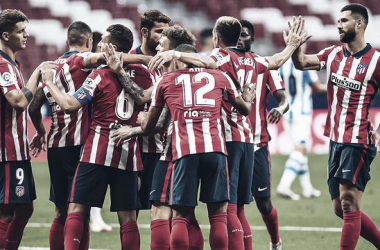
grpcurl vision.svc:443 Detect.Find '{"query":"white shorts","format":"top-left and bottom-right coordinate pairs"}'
top-left (283, 115), bottom-right (312, 147)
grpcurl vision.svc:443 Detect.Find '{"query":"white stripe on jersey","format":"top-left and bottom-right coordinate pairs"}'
top-left (222, 72), bottom-right (239, 97)
top-left (48, 112), bottom-right (59, 148)
top-left (186, 119), bottom-right (196, 154)
top-left (133, 142), bottom-right (138, 171)
top-left (58, 113), bottom-right (71, 147)
top-left (231, 112), bottom-right (245, 142)
top-left (221, 109), bottom-right (232, 141)
top-left (74, 109), bottom-right (83, 145)
top-left (330, 54), bottom-right (346, 141)
top-left (174, 121), bottom-right (182, 159)
top-left (352, 51), bottom-right (380, 143)
top-left (154, 134), bottom-right (163, 153)
top-left (118, 141), bottom-right (129, 170)
top-left (242, 116), bottom-right (253, 143)
top-left (62, 64), bottom-right (76, 94)
top-left (105, 130), bottom-right (115, 166)
top-left (254, 74), bottom-right (264, 144)
top-left (12, 109), bottom-right (22, 160)
top-left (90, 126), bottom-right (101, 163)
top-left (202, 118), bottom-right (213, 152)
top-left (217, 118), bottom-right (225, 154)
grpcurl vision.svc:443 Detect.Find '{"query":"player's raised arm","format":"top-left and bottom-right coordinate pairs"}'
top-left (103, 43), bottom-right (153, 104)
top-left (148, 50), bottom-right (217, 71)
top-left (4, 61), bottom-right (56, 112)
top-left (41, 69), bottom-right (82, 114)
top-left (264, 16), bottom-right (311, 70)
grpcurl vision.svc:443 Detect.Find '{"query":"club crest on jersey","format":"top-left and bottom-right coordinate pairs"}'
top-left (15, 186), bottom-right (24, 197)
top-left (356, 63), bottom-right (367, 75)
top-left (1, 72), bottom-right (15, 86)
top-left (331, 73), bottom-right (361, 92)
top-left (77, 89), bottom-right (88, 99)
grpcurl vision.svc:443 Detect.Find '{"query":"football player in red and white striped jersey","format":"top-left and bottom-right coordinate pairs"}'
top-left (0, 9), bottom-right (56, 249)
top-left (291, 3), bottom-right (380, 249)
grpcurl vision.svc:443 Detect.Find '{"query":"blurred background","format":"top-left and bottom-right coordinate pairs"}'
top-left (2, 0), bottom-right (380, 156)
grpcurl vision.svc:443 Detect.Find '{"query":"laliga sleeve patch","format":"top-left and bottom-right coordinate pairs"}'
top-left (1, 72), bottom-right (16, 86)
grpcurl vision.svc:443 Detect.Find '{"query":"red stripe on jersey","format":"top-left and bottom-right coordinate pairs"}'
top-left (46, 52), bottom-right (91, 148)
top-left (70, 163), bottom-right (80, 203)
top-left (4, 162), bottom-right (10, 204)
top-left (0, 55), bottom-right (29, 162)
top-left (160, 161), bottom-right (173, 203)
top-left (317, 45), bottom-right (380, 144)
top-left (353, 148), bottom-right (366, 184)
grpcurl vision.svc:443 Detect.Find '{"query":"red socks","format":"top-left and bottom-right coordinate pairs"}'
top-left (4, 216), bottom-right (29, 250)
top-left (50, 217), bottom-right (65, 250)
top-left (340, 211), bottom-right (361, 249)
top-left (79, 220), bottom-right (90, 250)
top-left (227, 203), bottom-right (244, 250)
top-left (150, 219), bottom-right (170, 250)
top-left (261, 206), bottom-right (280, 245)
top-left (209, 212), bottom-right (228, 250)
top-left (121, 221), bottom-right (140, 250)
top-left (237, 205), bottom-right (252, 250)
top-left (0, 219), bottom-right (9, 248)
top-left (360, 211), bottom-right (380, 248)
top-left (188, 219), bottom-right (204, 250)
top-left (171, 217), bottom-right (189, 250)
top-left (64, 212), bottom-right (84, 250)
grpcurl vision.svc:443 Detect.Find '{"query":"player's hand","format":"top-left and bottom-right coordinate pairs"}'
top-left (148, 50), bottom-right (175, 71)
top-left (102, 43), bottom-right (124, 74)
top-left (111, 126), bottom-right (132, 146)
top-left (29, 133), bottom-right (46, 158)
top-left (40, 69), bottom-right (55, 85)
top-left (37, 61), bottom-right (57, 72)
top-left (137, 111), bottom-right (148, 126)
top-left (267, 107), bottom-right (284, 124)
top-left (242, 83), bottom-right (256, 103)
top-left (370, 129), bottom-right (380, 154)
top-left (283, 16), bottom-right (311, 48)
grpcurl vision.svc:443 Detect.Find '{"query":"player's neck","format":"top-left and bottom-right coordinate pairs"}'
top-left (345, 36), bottom-right (366, 55)
top-left (69, 46), bottom-right (90, 53)
top-left (0, 45), bottom-right (16, 61)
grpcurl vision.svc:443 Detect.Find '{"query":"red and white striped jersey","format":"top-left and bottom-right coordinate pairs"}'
top-left (210, 48), bottom-right (268, 143)
top-left (130, 46), bottom-right (164, 153)
top-left (159, 122), bottom-right (173, 162)
top-left (77, 66), bottom-right (151, 171)
top-left (317, 44), bottom-right (380, 144)
top-left (249, 69), bottom-right (284, 144)
top-left (0, 51), bottom-right (29, 162)
top-left (44, 51), bottom-right (92, 148)
top-left (151, 67), bottom-right (239, 161)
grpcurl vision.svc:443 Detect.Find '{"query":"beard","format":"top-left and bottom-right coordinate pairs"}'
top-left (340, 27), bottom-right (356, 43)
top-left (146, 33), bottom-right (159, 54)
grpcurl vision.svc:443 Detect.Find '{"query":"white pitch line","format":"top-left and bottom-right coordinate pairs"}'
top-left (27, 223), bottom-right (341, 232)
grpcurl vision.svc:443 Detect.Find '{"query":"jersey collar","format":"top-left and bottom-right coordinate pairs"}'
top-left (343, 43), bottom-right (371, 59)
top-left (135, 45), bottom-right (144, 55)
top-left (61, 51), bottom-right (80, 58)
top-left (0, 50), bottom-right (18, 66)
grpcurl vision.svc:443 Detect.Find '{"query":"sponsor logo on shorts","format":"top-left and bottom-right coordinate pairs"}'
top-left (258, 187), bottom-right (268, 192)
top-left (15, 186), bottom-right (24, 197)
top-left (331, 73), bottom-right (361, 92)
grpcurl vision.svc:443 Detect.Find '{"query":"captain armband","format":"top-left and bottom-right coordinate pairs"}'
top-left (73, 87), bottom-right (93, 106)
top-left (21, 87), bottom-right (33, 103)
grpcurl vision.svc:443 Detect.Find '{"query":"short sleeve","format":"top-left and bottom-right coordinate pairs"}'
top-left (316, 45), bottom-right (336, 70)
top-left (266, 70), bottom-right (284, 93)
top-left (0, 64), bottom-right (18, 94)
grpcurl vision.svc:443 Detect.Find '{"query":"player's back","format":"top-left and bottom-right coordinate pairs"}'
top-left (0, 52), bottom-right (29, 162)
top-left (44, 51), bottom-right (93, 148)
top-left (154, 67), bottom-right (239, 160)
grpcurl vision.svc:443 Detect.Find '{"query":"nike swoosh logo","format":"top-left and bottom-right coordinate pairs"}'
top-left (258, 187), bottom-right (268, 191)
top-left (342, 169), bottom-right (351, 173)
top-left (150, 190), bottom-right (156, 195)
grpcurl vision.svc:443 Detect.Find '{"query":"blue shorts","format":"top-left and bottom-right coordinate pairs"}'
top-left (149, 160), bottom-right (173, 204)
top-left (169, 153), bottom-right (229, 207)
top-left (328, 141), bottom-right (376, 199)
top-left (252, 144), bottom-right (272, 198)
top-left (226, 142), bottom-right (254, 205)
top-left (0, 160), bottom-right (36, 204)
top-left (139, 153), bottom-right (161, 209)
top-left (48, 146), bottom-right (81, 207)
top-left (70, 162), bottom-right (141, 211)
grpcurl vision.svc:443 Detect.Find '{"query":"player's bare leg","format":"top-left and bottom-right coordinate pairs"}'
top-left (150, 201), bottom-right (171, 250)
top-left (207, 202), bottom-right (228, 250)
top-left (64, 203), bottom-right (90, 250)
top-left (117, 210), bottom-right (139, 250)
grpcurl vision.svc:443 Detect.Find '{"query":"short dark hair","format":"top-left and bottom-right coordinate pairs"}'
top-left (240, 19), bottom-right (255, 37)
top-left (341, 3), bottom-right (369, 27)
top-left (213, 16), bottom-right (241, 47)
top-left (67, 21), bottom-right (92, 47)
top-left (199, 28), bottom-right (213, 46)
top-left (106, 24), bottom-right (133, 53)
top-left (140, 10), bottom-right (171, 31)
top-left (91, 31), bottom-right (102, 53)
top-left (0, 9), bottom-right (28, 36)
top-left (162, 25), bottom-right (196, 50)
top-left (175, 44), bottom-right (197, 53)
